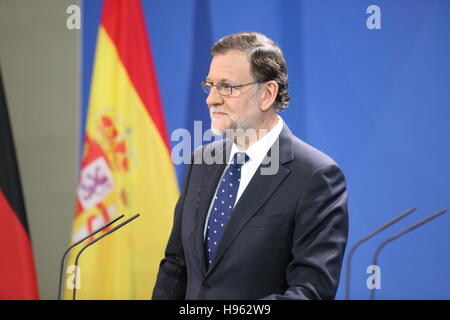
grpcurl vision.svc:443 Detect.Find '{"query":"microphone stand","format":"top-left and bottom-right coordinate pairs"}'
top-left (72, 214), bottom-right (140, 300)
top-left (57, 214), bottom-right (125, 300)
top-left (344, 207), bottom-right (416, 300)
top-left (370, 208), bottom-right (447, 300)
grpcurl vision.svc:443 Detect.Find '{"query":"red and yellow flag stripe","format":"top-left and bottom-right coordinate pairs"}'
top-left (66, 0), bottom-right (178, 299)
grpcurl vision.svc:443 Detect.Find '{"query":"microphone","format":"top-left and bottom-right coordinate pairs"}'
top-left (344, 207), bottom-right (417, 300)
top-left (71, 213), bottom-right (140, 300)
top-left (370, 208), bottom-right (447, 300)
top-left (57, 214), bottom-right (125, 300)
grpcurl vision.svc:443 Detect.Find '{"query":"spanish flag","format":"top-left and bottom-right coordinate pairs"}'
top-left (65, 0), bottom-right (178, 299)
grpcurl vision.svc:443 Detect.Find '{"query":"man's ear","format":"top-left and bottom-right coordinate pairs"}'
top-left (260, 80), bottom-right (279, 112)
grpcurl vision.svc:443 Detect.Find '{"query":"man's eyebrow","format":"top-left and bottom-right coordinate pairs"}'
top-left (205, 78), bottom-right (231, 83)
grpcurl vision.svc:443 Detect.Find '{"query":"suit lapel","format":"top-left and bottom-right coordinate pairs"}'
top-left (206, 123), bottom-right (295, 276)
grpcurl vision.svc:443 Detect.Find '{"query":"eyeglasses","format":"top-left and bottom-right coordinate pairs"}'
top-left (201, 80), bottom-right (260, 96)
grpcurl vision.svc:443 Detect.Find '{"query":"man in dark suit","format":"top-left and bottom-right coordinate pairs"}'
top-left (152, 32), bottom-right (348, 300)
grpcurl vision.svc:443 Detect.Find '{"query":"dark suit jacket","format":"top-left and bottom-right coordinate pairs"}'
top-left (152, 122), bottom-right (348, 300)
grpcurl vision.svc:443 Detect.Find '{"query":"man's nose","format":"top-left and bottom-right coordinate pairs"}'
top-left (206, 86), bottom-right (224, 107)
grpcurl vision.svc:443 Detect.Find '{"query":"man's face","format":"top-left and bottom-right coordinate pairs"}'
top-left (206, 50), bottom-right (263, 136)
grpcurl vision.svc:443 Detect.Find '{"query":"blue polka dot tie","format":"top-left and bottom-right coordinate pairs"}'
top-left (205, 152), bottom-right (249, 267)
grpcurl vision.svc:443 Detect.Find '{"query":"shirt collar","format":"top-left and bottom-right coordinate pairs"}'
top-left (228, 115), bottom-right (284, 165)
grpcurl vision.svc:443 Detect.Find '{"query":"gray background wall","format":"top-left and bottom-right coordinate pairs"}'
top-left (0, 0), bottom-right (80, 300)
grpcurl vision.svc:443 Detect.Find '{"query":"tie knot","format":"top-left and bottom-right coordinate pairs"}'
top-left (230, 152), bottom-right (249, 167)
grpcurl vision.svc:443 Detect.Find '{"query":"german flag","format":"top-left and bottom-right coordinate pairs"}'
top-left (0, 69), bottom-right (39, 300)
top-left (65, 0), bottom-right (179, 299)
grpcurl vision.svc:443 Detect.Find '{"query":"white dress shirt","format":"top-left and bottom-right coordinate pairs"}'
top-left (204, 116), bottom-right (284, 239)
